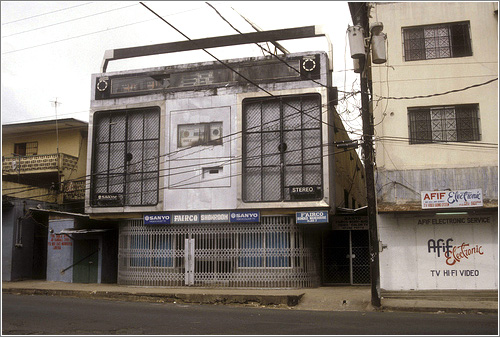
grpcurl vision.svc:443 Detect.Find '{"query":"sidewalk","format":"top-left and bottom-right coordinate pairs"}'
top-left (2, 280), bottom-right (498, 314)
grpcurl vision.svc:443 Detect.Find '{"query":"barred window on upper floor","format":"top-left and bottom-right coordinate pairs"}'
top-left (402, 22), bottom-right (472, 61)
top-left (408, 104), bottom-right (480, 144)
top-left (14, 141), bottom-right (38, 156)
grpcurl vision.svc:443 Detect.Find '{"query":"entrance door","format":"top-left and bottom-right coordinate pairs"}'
top-left (322, 230), bottom-right (370, 285)
top-left (323, 231), bottom-right (350, 284)
top-left (73, 240), bottom-right (99, 283)
top-left (184, 234), bottom-right (235, 286)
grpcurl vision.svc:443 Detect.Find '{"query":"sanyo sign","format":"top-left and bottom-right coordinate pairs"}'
top-left (421, 189), bottom-right (483, 209)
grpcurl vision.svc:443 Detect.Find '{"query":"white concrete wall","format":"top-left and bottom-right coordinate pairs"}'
top-left (378, 212), bottom-right (498, 290)
top-left (86, 52), bottom-right (339, 214)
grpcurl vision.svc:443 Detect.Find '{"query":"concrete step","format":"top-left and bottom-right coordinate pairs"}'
top-left (381, 290), bottom-right (498, 301)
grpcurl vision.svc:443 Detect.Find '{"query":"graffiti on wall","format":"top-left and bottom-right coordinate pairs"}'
top-left (49, 234), bottom-right (72, 250)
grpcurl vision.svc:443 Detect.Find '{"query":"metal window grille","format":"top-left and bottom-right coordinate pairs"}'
top-left (403, 22), bottom-right (472, 61)
top-left (408, 104), bottom-right (480, 144)
top-left (118, 216), bottom-right (320, 288)
top-left (242, 94), bottom-right (323, 202)
top-left (91, 107), bottom-right (160, 206)
top-left (14, 142), bottom-right (38, 156)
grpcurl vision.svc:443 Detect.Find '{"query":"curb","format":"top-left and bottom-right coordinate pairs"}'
top-left (381, 305), bottom-right (498, 315)
top-left (2, 288), bottom-right (303, 307)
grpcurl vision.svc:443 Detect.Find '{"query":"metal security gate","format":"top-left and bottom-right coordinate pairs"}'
top-left (322, 230), bottom-right (370, 285)
top-left (118, 216), bottom-right (321, 288)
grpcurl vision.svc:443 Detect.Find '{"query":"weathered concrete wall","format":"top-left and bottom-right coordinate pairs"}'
top-left (376, 166), bottom-right (498, 211)
top-left (46, 219), bottom-right (74, 283)
top-left (2, 199), bottom-right (50, 281)
top-left (2, 204), bottom-right (15, 281)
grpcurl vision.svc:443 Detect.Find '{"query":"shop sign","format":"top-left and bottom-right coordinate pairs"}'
top-left (200, 212), bottom-right (230, 223)
top-left (230, 211), bottom-right (260, 223)
top-left (172, 213), bottom-right (199, 224)
top-left (296, 211), bottom-right (328, 224)
top-left (332, 215), bottom-right (368, 230)
top-left (421, 189), bottom-right (483, 209)
top-left (144, 214), bottom-right (171, 225)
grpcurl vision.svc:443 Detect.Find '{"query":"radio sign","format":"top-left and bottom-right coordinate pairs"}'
top-left (421, 189), bottom-right (483, 209)
top-left (296, 211), bottom-right (328, 224)
top-left (144, 214), bottom-right (171, 225)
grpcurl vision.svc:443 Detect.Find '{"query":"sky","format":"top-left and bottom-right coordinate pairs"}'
top-left (1, 1), bottom-right (361, 135)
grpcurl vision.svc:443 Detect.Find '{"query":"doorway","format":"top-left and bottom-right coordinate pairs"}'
top-left (73, 240), bottom-right (99, 283)
top-left (322, 230), bottom-right (370, 285)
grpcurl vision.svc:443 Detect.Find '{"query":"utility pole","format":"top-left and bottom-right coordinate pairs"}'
top-left (348, 2), bottom-right (381, 308)
top-left (50, 98), bottom-right (62, 199)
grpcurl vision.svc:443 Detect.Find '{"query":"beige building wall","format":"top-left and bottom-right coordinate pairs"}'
top-left (333, 112), bottom-right (367, 209)
top-left (370, 2), bottom-right (498, 171)
top-left (2, 121), bottom-right (88, 204)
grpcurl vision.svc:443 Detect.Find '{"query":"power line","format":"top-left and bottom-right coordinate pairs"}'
top-left (1, 2), bottom-right (94, 25)
top-left (3, 145), bottom-right (356, 202)
top-left (375, 78), bottom-right (498, 100)
top-left (1, 3), bottom-right (139, 38)
top-left (376, 135), bottom-right (498, 149)
top-left (1, 6), bottom-right (206, 55)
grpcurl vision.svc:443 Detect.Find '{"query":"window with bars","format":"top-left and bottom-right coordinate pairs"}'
top-left (402, 22), bottom-right (472, 61)
top-left (242, 94), bottom-right (323, 202)
top-left (408, 104), bottom-right (480, 144)
top-left (238, 231), bottom-right (291, 268)
top-left (14, 141), bottom-right (38, 156)
top-left (91, 106), bottom-right (160, 206)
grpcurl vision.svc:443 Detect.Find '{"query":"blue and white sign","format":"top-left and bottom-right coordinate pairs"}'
top-left (230, 211), bottom-right (260, 223)
top-left (144, 214), bottom-right (171, 225)
top-left (172, 213), bottom-right (200, 224)
top-left (200, 212), bottom-right (230, 223)
top-left (296, 211), bottom-right (329, 224)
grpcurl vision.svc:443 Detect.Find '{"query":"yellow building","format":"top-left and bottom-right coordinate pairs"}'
top-left (2, 118), bottom-right (88, 281)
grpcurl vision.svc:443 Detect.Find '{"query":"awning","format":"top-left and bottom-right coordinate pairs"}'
top-left (58, 228), bottom-right (111, 234)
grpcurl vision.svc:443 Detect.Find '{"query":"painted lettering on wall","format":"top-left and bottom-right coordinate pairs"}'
top-left (445, 242), bottom-right (484, 266)
top-left (417, 216), bottom-right (491, 225)
top-left (49, 234), bottom-right (72, 250)
top-left (427, 238), bottom-right (453, 257)
top-left (430, 269), bottom-right (480, 277)
top-left (427, 239), bottom-right (485, 278)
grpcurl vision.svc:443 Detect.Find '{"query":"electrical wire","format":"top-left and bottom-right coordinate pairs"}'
top-left (1, 5), bottom-right (207, 55)
top-left (375, 78), bottom-right (498, 100)
top-left (1, 3), bottom-right (139, 38)
top-left (1, 2), bottom-right (94, 25)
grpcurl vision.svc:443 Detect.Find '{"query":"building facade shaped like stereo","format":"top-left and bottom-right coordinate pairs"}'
top-left (85, 50), bottom-right (367, 288)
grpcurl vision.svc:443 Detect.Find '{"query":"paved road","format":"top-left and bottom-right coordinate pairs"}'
top-left (2, 294), bottom-right (498, 335)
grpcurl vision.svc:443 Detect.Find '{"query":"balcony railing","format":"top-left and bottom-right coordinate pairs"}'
top-left (2, 153), bottom-right (78, 175)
